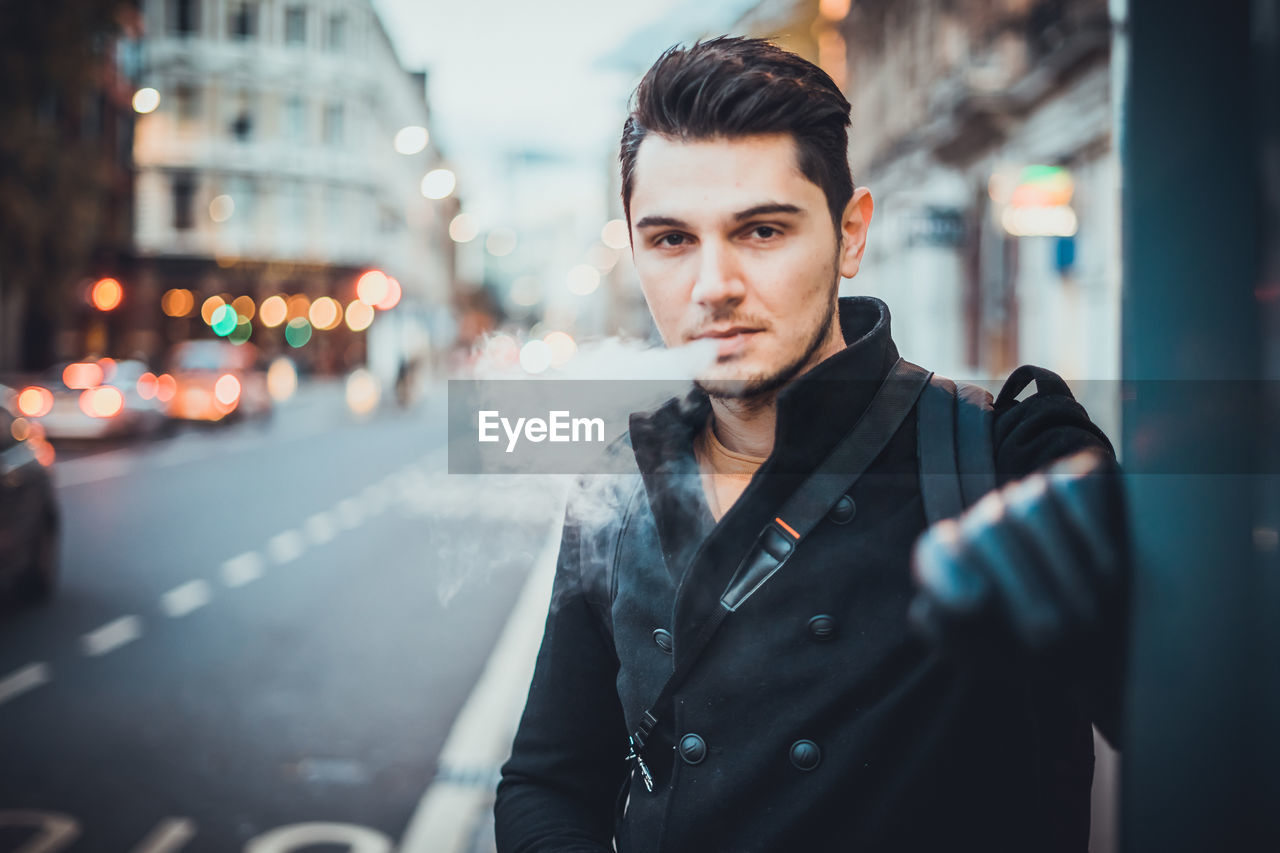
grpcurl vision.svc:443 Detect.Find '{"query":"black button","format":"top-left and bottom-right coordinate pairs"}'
top-left (678, 733), bottom-right (707, 765)
top-left (790, 739), bottom-right (821, 771)
top-left (827, 495), bottom-right (857, 525)
top-left (652, 628), bottom-right (673, 654)
top-left (808, 614), bottom-right (836, 641)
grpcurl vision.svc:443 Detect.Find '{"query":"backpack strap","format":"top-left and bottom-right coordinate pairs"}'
top-left (917, 374), bottom-right (996, 524)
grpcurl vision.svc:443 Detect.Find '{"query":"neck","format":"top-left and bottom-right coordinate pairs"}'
top-left (707, 316), bottom-right (846, 457)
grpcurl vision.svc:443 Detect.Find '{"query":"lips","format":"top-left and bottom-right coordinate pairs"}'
top-left (694, 327), bottom-right (763, 357)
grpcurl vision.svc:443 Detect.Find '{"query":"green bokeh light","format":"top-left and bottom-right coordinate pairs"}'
top-left (211, 304), bottom-right (238, 336)
top-left (229, 317), bottom-right (252, 344)
top-left (285, 318), bottom-right (312, 348)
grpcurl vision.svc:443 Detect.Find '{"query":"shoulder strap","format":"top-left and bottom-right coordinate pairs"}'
top-left (624, 357), bottom-right (932, 791)
top-left (917, 374), bottom-right (996, 524)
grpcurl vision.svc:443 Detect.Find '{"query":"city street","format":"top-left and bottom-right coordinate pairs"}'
top-left (0, 381), bottom-right (558, 851)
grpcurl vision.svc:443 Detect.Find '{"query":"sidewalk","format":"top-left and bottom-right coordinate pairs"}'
top-left (398, 521), bottom-right (561, 853)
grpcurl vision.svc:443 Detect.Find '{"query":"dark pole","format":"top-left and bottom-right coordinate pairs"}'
top-left (1120, 1), bottom-right (1276, 851)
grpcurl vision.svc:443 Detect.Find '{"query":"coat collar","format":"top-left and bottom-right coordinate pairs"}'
top-left (627, 296), bottom-right (901, 601)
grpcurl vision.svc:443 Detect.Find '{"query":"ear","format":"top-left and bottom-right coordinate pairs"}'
top-left (837, 187), bottom-right (875, 280)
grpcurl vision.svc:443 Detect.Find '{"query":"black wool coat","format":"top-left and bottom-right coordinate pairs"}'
top-left (495, 296), bottom-right (1117, 853)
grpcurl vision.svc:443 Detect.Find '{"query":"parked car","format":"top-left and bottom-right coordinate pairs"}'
top-left (14, 358), bottom-right (168, 441)
top-left (0, 389), bottom-right (60, 602)
top-left (165, 340), bottom-right (272, 423)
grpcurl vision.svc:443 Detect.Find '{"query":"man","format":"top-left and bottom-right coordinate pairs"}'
top-left (496, 37), bottom-right (1127, 853)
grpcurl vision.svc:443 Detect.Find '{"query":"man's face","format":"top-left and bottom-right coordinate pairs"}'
top-left (628, 133), bottom-right (867, 399)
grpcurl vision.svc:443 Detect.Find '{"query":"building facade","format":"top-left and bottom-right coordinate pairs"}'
top-left (131, 0), bottom-right (452, 376)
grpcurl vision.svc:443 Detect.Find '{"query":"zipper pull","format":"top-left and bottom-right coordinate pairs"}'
top-left (626, 735), bottom-right (655, 793)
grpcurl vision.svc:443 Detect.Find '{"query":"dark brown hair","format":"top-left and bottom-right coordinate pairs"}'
top-left (620, 36), bottom-right (854, 229)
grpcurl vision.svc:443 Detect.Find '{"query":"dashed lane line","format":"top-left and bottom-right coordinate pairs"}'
top-left (267, 530), bottom-right (306, 565)
top-left (335, 497), bottom-right (364, 529)
top-left (221, 552), bottom-right (265, 587)
top-left (0, 663), bottom-right (51, 706)
top-left (82, 615), bottom-right (142, 657)
top-left (160, 580), bottom-right (213, 618)
top-left (130, 817), bottom-right (197, 853)
top-left (304, 511), bottom-right (336, 545)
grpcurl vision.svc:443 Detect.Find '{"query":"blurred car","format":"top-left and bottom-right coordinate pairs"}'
top-left (13, 357), bottom-right (168, 441)
top-left (0, 388), bottom-right (60, 602)
top-left (165, 340), bottom-right (272, 423)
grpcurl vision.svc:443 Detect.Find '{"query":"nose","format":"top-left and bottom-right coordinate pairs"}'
top-left (690, 239), bottom-right (745, 310)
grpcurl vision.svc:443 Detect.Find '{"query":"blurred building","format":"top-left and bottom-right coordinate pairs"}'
top-left (130, 0), bottom-right (453, 377)
top-left (0, 1), bottom-right (142, 373)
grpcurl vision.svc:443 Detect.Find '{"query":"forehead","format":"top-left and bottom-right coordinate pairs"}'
top-left (630, 133), bottom-right (822, 220)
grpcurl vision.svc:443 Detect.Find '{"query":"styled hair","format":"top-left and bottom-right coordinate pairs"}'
top-left (620, 36), bottom-right (854, 228)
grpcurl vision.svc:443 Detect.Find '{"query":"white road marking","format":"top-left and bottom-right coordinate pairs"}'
top-left (82, 615), bottom-right (142, 657)
top-left (130, 817), bottom-right (196, 853)
top-left (160, 580), bottom-right (212, 618)
top-left (335, 498), bottom-right (363, 529)
top-left (221, 552), bottom-right (265, 587)
top-left (0, 663), bottom-right (51, 707)
top-left (0, 810), bottom-right (80, 852)
top-left (303, 511), bottom-right (336, 545)
top-left (246, 823), bottom-right (392, 852)
top-left (399, 522), bottom-right (562, 853)
top-left (267, 530), bottom-right (305, 564)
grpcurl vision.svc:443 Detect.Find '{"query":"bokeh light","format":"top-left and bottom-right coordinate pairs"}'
top-left (509, 276), bottom-right (542, 307)
top-left (228, 317), bottom-right (253, 344)
top-left (231, 295), bottom-right (256, 321)
top-left (449, 213), bottom-right (478, 243)
top-left (345, 368), bottom-right (380, 416)
top-left (486, 228), bottom-right (517, 257)
top-left (91, 277), bottom-right (123, 311)
top-left (267, 357), bottom-right (298, 401)
top-left (156, 374), bottom-right (177, 403)
top-left (566, 264), bottom-right (601, 295)
top-left (393, 125), bottom-right (429, 155)
top-left (260, 295), bottom-right (287, 327)
top-left (132, 87), bottom-right (160, 114)
top-left (420, 168), bottom-right (456, 199)
top-left (97, 357), bottom-right (117, 381)
top-left (286, 293), bottom-right (311, 321)
top-left (162, 288), bottom-right (194, 317)
top-left (210, 304), bottom-right (238, 336)
top-left (587, 245), bottom-right (619, 272)
top-left (10, 417), bottom-right (31, 442)
top-left (480, 333), bottom-right (519, 368)
top-left (209, 194), bottom-right (235, 223)
top-left (63, 362), bottom-right (103, 390)
top-left (137, 373), bottom-right (158, 400)
top-left (520, 339), bottom-right (552, 374)
top-left (356, 271), bottom-right (389, 306)
top-left (285, 318), bottom-right (312, 348)
top-left (201, 295), bottom-right (226, 325)
top-left (80, 386), bottom-right (124, 418)
top-left (601, 219), bottom-right (630, 250)
top-left (309, 296), bottom-right (342, 330)
top-left (375, 277), bottom-right (402, 311)
top-left (17, 386), bottom-right (54, 418)
top-left (345, 300), bottom-right (374, 332)
top-left (544, 331), bottom-right (578, 368)
top-left (214, 374), bottom-right (242, 407)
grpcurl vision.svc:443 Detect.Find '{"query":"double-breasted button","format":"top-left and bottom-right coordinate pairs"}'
top-left (790, 739), bottom-right (821, 771)
top-left (652, 628), bottom-right (673, 654)
top-left (827, 495), bottom-right (857, 525)
top-left (808, 614), bottom-right (837, 641)
top-left (678, 733), bottom-right (707, 765)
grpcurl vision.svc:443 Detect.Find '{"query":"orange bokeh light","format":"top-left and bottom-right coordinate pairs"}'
top-left (137, 372), bottom-right (158, 399)
top-left (260, 295), bottom-right (288, 327)
top-left (375, 277), bottom-right (402, 310)
top-left (91, 277), bottom-right (123, 311)
top-left (63, 362), bottom-right (104, 390)
top-left (80, 386), bottom-right (124, 418)
top-left (156, 373), bottom-right (177, 403)
top-left (309, 296), bottom-right (342, 330)
top-left (17, 386), bottom-right (54, 418)
top-left (356, 270), bottom-right (389, 306)
top-left (286, 294), bottom-right (312, 321)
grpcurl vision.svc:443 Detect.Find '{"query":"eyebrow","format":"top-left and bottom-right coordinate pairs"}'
top-left (633, 203), bottom-right (805, 231)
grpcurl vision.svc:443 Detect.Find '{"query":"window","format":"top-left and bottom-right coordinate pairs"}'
top-left (173, 83), bottom-right (200, 123)
top-left (230, 91), bottom-right (254, 142)
top-left (325, 13), bottom-right (346, 51)
top-left (284, 6), bottom-right (306, 46)
top-left (228, 2), bottom-right (257, 41)
top-left (323, 102), bottom-right (343, 147)
top-left (172, 172), bottom-right (195, 230)
top-left (167, 0), bottom-right (200, 37)
top-left (284, 95), bottom-right (306, 143)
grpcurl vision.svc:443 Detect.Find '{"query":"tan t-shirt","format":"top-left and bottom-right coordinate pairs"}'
top-left (692, 417), bottom-right (768, 522)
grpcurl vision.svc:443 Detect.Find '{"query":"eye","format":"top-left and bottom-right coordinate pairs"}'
top-left (656, 232), bottom-right (689, 248)
top-left (748, 225), bottom-right (781, 240)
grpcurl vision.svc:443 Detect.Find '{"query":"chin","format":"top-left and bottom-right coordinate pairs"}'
top-left (695, 364), bottom-right (791, 400)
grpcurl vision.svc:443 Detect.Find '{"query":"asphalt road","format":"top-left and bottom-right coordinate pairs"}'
top-left (0, 380), bottom-right (557, 852)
